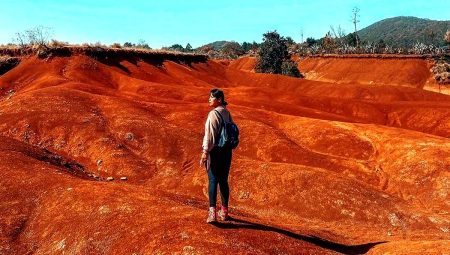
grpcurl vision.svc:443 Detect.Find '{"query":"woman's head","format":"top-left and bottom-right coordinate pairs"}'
top-left (209, 88), bottom-right (228, 107)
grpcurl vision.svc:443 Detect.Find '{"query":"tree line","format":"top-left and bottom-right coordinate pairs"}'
top-left (5, 21), bottom-right (450, 80)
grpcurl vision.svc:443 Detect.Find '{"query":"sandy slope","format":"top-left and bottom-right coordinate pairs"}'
top-left (0, 54), bottom-right (449, 254)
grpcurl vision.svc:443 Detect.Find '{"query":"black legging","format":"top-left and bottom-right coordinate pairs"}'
top-left (207, 147), bottom-right (232, 208)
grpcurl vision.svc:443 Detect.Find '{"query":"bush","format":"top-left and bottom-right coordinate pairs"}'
top-left (110, 43), bottom-right (122, 48)
top-left (14, 26), bottom-right (52, 47)
top-left (123, 42), bottom-right (134, 48)
top-left (281, 60), bottom-right (302, 78)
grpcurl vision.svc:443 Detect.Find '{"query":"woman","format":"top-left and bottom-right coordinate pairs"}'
top-left (200, 88), bottom-right (233, 223)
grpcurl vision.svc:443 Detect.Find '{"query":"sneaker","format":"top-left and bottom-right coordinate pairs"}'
top-left (218, 206), bottom-right (229, 221)
top-left (206, 207), bottom-right (216, 223)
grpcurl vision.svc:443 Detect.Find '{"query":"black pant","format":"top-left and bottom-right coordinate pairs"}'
top-left (207, 147), bottom-right (232, 208)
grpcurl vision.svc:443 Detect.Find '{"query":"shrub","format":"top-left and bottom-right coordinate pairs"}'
top-left (111, 43), bottom-right (122, 48)
top-left (123, 42), bottom-right (134, 48)
top-left (281, 59), bottom-right (302, 78)
top-left (14, 26), bottom-right (52, 47)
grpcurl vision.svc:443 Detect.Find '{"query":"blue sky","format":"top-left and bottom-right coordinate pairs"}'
top-left (1, 0), bottom-right (448, 48)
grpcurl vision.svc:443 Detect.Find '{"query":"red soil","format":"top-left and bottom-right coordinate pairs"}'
top-left (1, 54), bottom-right (450, 254)
top-left (299, 57), bottom-right (432, 87)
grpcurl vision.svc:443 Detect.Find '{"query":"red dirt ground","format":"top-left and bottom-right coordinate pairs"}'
top-left (1, 54), bottom-right (450, 254)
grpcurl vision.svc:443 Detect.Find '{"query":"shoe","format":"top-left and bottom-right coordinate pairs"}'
top-left (206, 207), bottom-right (216, 223)
top-left (218, 206), bottom-right (229, 221)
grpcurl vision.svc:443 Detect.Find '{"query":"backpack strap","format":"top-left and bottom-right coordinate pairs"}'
top-left (214, 110), bottom-right (225, 128)
top-left (213, 110), bottom-right (225, 146)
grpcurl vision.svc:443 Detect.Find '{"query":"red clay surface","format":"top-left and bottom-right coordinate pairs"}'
top-left (1, 54), bottom-right (450, 254)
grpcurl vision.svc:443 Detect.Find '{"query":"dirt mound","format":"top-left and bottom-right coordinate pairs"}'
top-left (228, 57), bottom-right (257, 72)
top-left (230, 56), bottom-right (437, 88)
top-left (298, 57), bottom-right (434, 88)
top-left (1, 54), bottom-right (450, 254)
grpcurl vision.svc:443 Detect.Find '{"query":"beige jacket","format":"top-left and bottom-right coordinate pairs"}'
top-left (202, 105), bottom-right (231, 153)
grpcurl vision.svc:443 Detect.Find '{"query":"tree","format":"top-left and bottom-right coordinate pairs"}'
top-left (322, 31), bottom-right (336, 53)
top-left (123, 42), bottom-right (134, 48)
top-left (306, 37), bottom-right (318, 47)
top-left (241, 41), bottom-right (260, 54)
top-left (345, 32), bottom-right (360, 47)
top-left (185, 43), bottom-right (193, 52)
top-left (255, 30), bottom-right (301, 78)
top-left (241, 41), bottom-right (252, 52)
top-left (330, 25), bottom-right (346, 47)
top-left (285, 36), bottom-right (295, 46)
top-left (167, 44), bottom-right (184, 52)
top-left (256, 31), bottom-right (288, 74)
top-left (250, 41), bottom-right (260, 51)
top-left (351, 6), bottom-right (360, 47)
top-left (375, 39), bottom-right (386, 53)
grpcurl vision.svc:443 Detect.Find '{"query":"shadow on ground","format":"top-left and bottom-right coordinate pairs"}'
top-left (212, 217), bottom-right (385, 255)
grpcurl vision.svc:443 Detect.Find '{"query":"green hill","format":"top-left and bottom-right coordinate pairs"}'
top-left (358, 16), bottom-right (450, 48)
top-left (196, 41), bottom-right (230, 51)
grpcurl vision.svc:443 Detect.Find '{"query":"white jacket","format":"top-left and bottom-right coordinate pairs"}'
top-left (202, 105), bottom-right (232, 153)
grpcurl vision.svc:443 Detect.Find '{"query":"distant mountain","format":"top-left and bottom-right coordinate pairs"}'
top-left (358, 16), bottom-right (450, 48)
top-left (197, 41), bottom-right (230, 51)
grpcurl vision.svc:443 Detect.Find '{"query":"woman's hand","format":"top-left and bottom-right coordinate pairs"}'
top-left (200, 151), bottom-right (208, 169)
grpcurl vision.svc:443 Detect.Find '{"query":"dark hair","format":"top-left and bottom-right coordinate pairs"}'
top-left (210, 88), bottom-right (228, 106)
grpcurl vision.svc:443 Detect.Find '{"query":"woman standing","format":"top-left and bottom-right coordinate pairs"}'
top-left (200, 88), bottom-right (233, 223)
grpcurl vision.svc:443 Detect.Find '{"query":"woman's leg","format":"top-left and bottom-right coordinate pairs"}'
top-left (218, 172), bottom-right (229, 207)
top-left (208, 149), bottom-right (220, 208)
top-left (218, 150), bottom-right (232, 207)
top-left (207, 166), bottom-right (218, 208)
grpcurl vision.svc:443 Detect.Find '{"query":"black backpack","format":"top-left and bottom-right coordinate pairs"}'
top-left (214, 110), bottom-right (239, 149)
